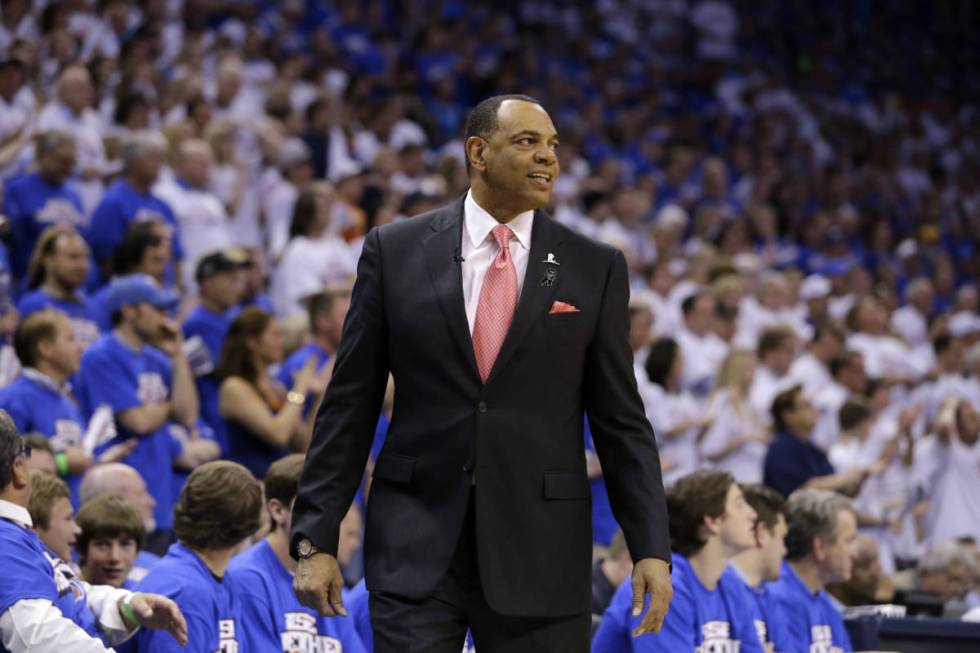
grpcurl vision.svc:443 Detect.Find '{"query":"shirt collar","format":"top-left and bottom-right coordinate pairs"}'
top-left (463, 189), bottom-right (533, 251)
top-left (23, 367), bottom-right (73, 396)
top-left (0, 498), bottom-right (32, 528)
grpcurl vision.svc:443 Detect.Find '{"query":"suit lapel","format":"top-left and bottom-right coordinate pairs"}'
top-left (421, 198), bottom-right (480, 379)
top-left (485, 209), bottom-right (564, 384)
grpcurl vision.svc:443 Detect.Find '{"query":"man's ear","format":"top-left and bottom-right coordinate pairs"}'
top-left (11, 457), bottom-right (29, 491)
top-left (465, 136), bottom-right (487, 172)
top-left (812, 535), bottom-right (827, 563)
top-left (702, 513), bottom-right (722, 538)
top-left (268, 497), bottom-right (288, 528)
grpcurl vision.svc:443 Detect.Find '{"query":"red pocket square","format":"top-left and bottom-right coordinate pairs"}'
top-left (550, 301), bottom-right (580, 314)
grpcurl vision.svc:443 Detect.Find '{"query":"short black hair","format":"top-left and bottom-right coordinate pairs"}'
top-left (112, 221), bottom-right (163, 276)
top-left (771, 384), bottom-right (805, 433)
top-left (645, 337), bottom-right (679, 389)
top-left (463, 94), bottom-right (541, 144)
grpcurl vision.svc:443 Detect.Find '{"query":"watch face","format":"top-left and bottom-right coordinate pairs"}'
top-left (298, 539), bottom-right (312, 557)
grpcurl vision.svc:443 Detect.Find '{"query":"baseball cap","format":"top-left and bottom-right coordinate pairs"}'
top-left (104, 274), bottom-right (179, 314)
top-left (196, 249), bottom-right (250, 283)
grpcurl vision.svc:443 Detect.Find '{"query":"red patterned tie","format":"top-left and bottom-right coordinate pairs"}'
top-left (472, 225), bottom-right (518, 382)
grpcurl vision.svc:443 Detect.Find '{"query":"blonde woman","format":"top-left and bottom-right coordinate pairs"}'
top-left (700, 350), bottom-right (771, 483)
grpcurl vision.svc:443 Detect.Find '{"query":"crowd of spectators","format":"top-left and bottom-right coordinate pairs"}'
top-left (0, 0), bottom-right (977, 650)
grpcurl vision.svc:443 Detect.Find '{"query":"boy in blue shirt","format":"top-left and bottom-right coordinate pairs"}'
top-left (136, 461), bottom-right (262, 653)
top-left (768, 489), bottom-right (858, 653)
top-left (728, 484), bottom-right (792, 653)
top-left (592, 470), bottom-right (764, 653)
top-left (17, 226), bottom-right (102, 350)
top-left (75, 275), bottom-right (206, 554)
top-left (227, 454), bottom-right (368, 653)
top-left (0, 409), bottom-right (188, 651)
top-left (3, 130), bottom-right (87, 283)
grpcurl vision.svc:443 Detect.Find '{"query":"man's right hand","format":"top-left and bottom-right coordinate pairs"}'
top-left (294, 552), bottom-right (348, 617)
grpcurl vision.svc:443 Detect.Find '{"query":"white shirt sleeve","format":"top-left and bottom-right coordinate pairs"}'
top-left (1, 599), bottom-right (116, 652)
top-left (82, 583), bottom-right (135, 645)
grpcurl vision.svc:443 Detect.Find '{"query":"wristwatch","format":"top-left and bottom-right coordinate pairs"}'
top-left (286, 390), bottom-right (305, 405)
top-left (296, 537), bottom-right (322, 559)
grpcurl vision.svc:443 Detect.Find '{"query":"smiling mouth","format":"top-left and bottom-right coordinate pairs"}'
top-left (528, 172), bottom-right (553, 186)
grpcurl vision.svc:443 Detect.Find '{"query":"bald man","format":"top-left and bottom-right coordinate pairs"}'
top-left (79, 463), bottom-right (161, 582)
top-left (154, 139), bottom-right (233, 290)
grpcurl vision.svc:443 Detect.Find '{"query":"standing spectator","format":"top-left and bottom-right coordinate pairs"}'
top-left (265, 138), bottom-right (315, 262)
top-left (75, 275), bottom-right (202, 555)
top-left (676, 291), bottom-right (730, 397)
top-left (227, 454), bottom-right (367, 653)
top-left (701, 350), bottom-right (770, 483)
top-left (789, 324), bottom-right (844, 401)
top-left (87, 131), bottom-right (184, 287)
top-left (217, 307), bottom-right (325, 478)
top-left (812, 350), bottom-right (868, 450)
top-left (75, 494), bottom-right (145, 589)
top-left (275, 287), bottom-right (349, 410)
top-left (592, 470), bottom-right (761, 652)
top-left (0, 409), bottom-right (189, 651)
top-left (270, 184), bottom-right (355, 318)
top-left (27, 470), bottom-right (79, 563)
top-left (206, 120), bottom-right (261, 249)
top-left (642, 337), bottom-right (712, 486)
top-left (847, 296), bottom-right (917, 382)
top-left (154, 140), bottom-right (233, 291)
top-left (0, 58), bottom-right (36, 180)
top-left (926, 399), bottom-right (980, 545)
top-left (36, 65), bottom-right (113, 216)
top-left (135, 461), bottom-right (261, 653)
top-left (3, 130), bottom-right (85, 282)
top-left (182, 251), bottom-right (247, 454)
top-left (79, 463), bottom-right (160, 583)
top-left (768, 489), bottom-right (858, 653)
top-left (748, 325), bottom-right (798, 422)
top-left (764, 385), bottom-right (874, 497)
top-left (18, 225), bottom-right (101, 349)
top-left (892, 278), bottom-right (935, 348)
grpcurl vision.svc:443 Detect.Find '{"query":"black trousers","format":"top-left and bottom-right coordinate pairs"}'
top-left (368, 493), bottom-right (591, 653)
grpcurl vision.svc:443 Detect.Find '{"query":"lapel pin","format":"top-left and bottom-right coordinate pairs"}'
top-left (540, 266), bottom-right (558, 287)
top-left (542, 253), bottom-right (560, 265)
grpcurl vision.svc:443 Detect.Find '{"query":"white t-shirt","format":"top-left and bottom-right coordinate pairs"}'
top-left (154, 179), bottom-right (232, 289)
top-left (789, 352), bottom-right (832, 401)
top-left (699, 388), bottom-right (767, 483)
top-left (891, 305), bottom-right (928, 347)
top-left (927, 435), bottom-right (980, 545)
top-left (748, 365), bottom-right (796, 424)
top-left (641, 382), bottom-right (703, 486)
top-left (270, 235), bottom-right (356, 318)
top-left (263, 181), bottom-right (299, 262)
top-left (847, 332), bottom-right (918, 380)
top-left (676, 328), bottom-right (729, 397)
top-left (812, 380), bottom-right (848, 451)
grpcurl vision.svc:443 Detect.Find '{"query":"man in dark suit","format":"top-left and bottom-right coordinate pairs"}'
top-left (291, 95), bottom-right (672, 652)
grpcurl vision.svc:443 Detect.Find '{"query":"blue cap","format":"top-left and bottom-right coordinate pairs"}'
top-left (104, 274), bottom-right (179, 315)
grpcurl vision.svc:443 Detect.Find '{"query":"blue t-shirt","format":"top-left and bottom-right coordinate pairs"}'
top-left (592, 553), bottom-right (764, 653)
top-left (87, 179), bottom-right (183, 276)
top-left (76, 333), bottom-right (183, 530)
top-left (346, 579), bottom-right (373, 651)
top-left (17, 289), bottom-right (102, 350)
top-left (0, 372), bottom-right (87, 506)
top-left (768, 561), bottom-right (853, 653)
top-left (135, 542), bottom-right (242, 653)
top-left (3, 173), bottom-right (87, 282)
top-left (128, 549), bottom-right (161, 585)
top-left (763, 431), bottom-right (836, 497)
top-left (182, 305), bottom-right (232, 454)
top-left (0, 517), bottom-right (104, 651)
top-left (723, 564), bottom-right (792, 653)
top-left (227, 539), bottom-right (367, 653)
top-left (276, 342), bottom-right (331, 416)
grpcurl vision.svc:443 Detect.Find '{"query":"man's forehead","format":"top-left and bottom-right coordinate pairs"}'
top-left (496, 100), bottom-right (557, 136)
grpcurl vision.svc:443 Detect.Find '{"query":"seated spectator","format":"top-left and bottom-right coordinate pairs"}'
top-left (812, 350), bottom-right (869, 450)
top-left (227, 454), bottom-right (367, 652)
top-left (768, 489), bottom-right (857, 653)
top-left (0, 409), bottom-right (188, 651)
top-left (135, 461), bottom-right (261, 652)
top-left (763, 385), bottom-right (874, 497)
top-left (592, 470), bottom-right (761, 652)
top-left (701, 350), bottom-right (770, 483)
top-left (271, 183), bottom-right (356, 319)
top-left (18, 225), bottom-right (101, 349)
top-left (182, 250), bottom-right (248, 453)
top-left (79, 462), bottom-right (160, 583)
top-left (76, 274), bottom-right (211, 555)
top-left (641, 337), bottom-right (712, 485)
top-left (87, 131), bottom-right (184, 287)
top-left (90, 220), bottom-right (174, 331)
top-left (915, 541), bottom-right (977, 616)
top-left (27, 469), bottom-right (79, 563)
top-left (275, 287), bottom-right (349, 412)
top-left (592, 529), bottom-right (633, 619)
top-left (76, 494), bottom-right (144, 589)
top-left (827, 535), bottom-right (894, 606)
top-left (926, 398), bottom-right (980, 545)
top-left (217, 307), bottom-right (326, 478)
top-left (728, 484), bottom-right (792, 653)
top-left (675, 291), bottom-right (729, 397)
top-left (748, 325), bottom-right (798, 422)
top-left (154, 139), bottom-right (233, 290)
top-left (2, 129), bottom-right (86, 282)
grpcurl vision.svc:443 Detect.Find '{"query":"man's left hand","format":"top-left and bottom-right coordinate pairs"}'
top-left (630, 557), bottom-right (672, 636)
top-left (123, 593), bottom-right (188, 646)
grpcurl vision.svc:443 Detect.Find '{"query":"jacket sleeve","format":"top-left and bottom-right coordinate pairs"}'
top-left (290, 227), bottom-right (391, 557)
top-left (584, 249), bottom-right (671, 563)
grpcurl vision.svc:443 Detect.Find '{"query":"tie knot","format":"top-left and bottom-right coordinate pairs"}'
top-left (491, 224), bottom-right (514, 249)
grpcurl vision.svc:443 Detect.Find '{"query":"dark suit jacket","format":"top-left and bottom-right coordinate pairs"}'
top-left (291, 196), bottom-right (670, 617)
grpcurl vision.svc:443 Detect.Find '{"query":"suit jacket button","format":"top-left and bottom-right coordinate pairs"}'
top-left (477, 401), bottom-right (487, 413)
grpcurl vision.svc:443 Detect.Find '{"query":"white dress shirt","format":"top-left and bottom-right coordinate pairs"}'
top-left (461, 190), bottom-right (533, 334)
top-left (0, 500), bottom-right (135, 652)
